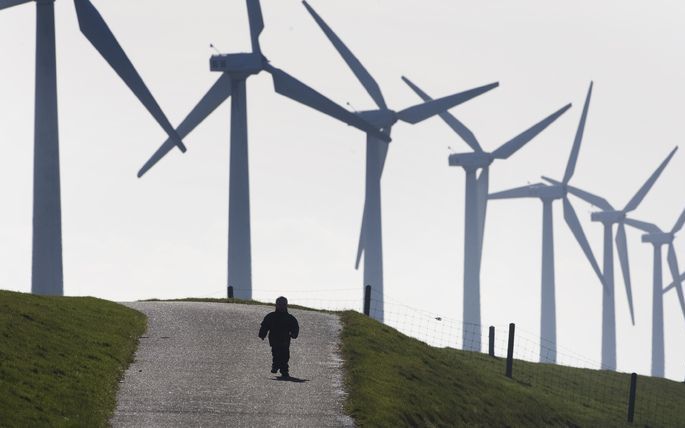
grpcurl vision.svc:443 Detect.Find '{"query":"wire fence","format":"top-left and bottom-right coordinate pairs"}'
top-left (202, 284), bottom-right (684, 426)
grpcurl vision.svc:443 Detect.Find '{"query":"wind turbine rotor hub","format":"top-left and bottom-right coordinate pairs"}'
top-left (591, 210), bottom-right (625, 224)
top-left (210, 53), bottom-right (264, 77)
top-left (357, 109), bottom-right (397, 130)
top-left (448, 152), bottom-right (492, 169)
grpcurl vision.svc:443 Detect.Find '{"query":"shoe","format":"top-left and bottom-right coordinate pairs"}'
top-left (280, 372), bottom-right (290, 378)
top-left (271, 366), bottom-right (278, 374)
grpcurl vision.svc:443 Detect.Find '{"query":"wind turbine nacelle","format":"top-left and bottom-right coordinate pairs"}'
top-left (448, 152), bottom-right (492, 169)
top-left (536, 185), bottom-right (565, 200)
top-left (591, 211), bottom-right (625, 223)
top-left (210, 53), bottom-right (263, 76)
top-left (642, 232), bottom-right (672, 245)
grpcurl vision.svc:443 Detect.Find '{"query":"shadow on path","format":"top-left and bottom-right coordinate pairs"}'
top-left (270, 376), bottom-right (310, 383)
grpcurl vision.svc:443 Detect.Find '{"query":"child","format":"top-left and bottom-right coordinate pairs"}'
top-left (258, 296), bottom-right (299, 378)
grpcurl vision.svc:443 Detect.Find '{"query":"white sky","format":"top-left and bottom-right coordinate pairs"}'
top-left (1, 0), bottom-right (684, 380)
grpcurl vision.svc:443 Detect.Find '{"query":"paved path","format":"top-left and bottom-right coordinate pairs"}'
top-left (111, 302), bottom-right (354, 427)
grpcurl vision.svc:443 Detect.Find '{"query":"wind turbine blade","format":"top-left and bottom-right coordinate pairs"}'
top-left (562, 82), bottom-right (593, 184)
top-left (623, 146), bottom-right (678, 213)
top-left (138, 74), bottom-right (233, 178)
top-left (563, 198), bottom-right (605, 288)
top-left (492, 104), bottom-right (572, 159)
top-left (401, 76), bottom-right (482, 152)
top-left (0, 0), bottom-right (31, 10)
top-left (667, 244), bottom-right (685, 323)
top-left (396, 82), bottom-right (498, 125)
top-left (266, 65), bottom-right (390, 142)
top-left (488, 183), bottom-right (542, 200)
top-left (74, 0), bottom-right (186, 152)
top-left (542, 176), bottom-right (614, 211)
top-left (246, 0), bottom-right (264, 54)
top-left (476, 167), bottom-right (489, 262)
top-left (378, 139), bottom-right (390, 175)
top-left (671, 205), bottom-right (685, 234)
top-left (664, 272), bottom-right (685, 293)
top-left (302, 1), bottom-right (386, 109)
top-left (624, 218), bottom-right (661, 234)
top-left (355, 211), bottom-right (365, 270)
top-left (615, 223), bottom-right (635, 324)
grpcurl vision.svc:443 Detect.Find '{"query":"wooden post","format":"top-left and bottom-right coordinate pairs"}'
top-left (627, 372), bottom-right (637, 423)
top-left (363, 285), bottom-right (371, 316)
top-left (227, 286), bottom-right (234, 299)
top-left (505, 323), bottom-right (515, 378)
top-left (489, 326), bottom-right (495, 357)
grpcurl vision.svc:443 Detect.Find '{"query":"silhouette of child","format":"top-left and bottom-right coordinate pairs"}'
top-left (258, 296), bottom-right (299, 378)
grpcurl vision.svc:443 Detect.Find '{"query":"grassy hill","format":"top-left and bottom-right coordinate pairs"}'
top-left (339, 310), bottom-right (685, 427)
top-left (3, 293), bottom-right (682, 427)
top-left (0, 290), bottom-right (145, 427)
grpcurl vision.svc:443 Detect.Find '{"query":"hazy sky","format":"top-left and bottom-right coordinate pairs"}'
top-left (1, 0), bottom-right (684, 380)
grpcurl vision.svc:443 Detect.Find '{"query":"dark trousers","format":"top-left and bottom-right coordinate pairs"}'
top-left (271, 345), bottom-right (290, 375)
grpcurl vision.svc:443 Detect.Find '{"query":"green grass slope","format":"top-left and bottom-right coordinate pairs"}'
top-left (0, 290), bottom-right (146, 427)
top-left (340, 311), bottom-right (685, 427)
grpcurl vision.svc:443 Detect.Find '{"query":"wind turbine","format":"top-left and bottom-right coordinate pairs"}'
top-left (302, 1), bottom-right (499, 321)
top-left (543, 146), bottom-right (678, 369)
top-left (1, 0), bottom-right (186, 295)
top-left (137, 0), bottom-right (410, 300)
top-left (402, 78), bottom-right (571, 351)
top-left (625, 209), bottom-right (685, 377)
top-left (488, 83), bottom-right (605, 363)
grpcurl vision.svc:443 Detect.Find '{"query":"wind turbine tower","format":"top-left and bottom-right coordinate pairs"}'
top-left (1, 0), bottom-right (186, 295)
top-left (303, 0), bottom-right (498, 321)
top-left (489, 83), bottom-right (605, 363)
top-left (403, 77), bottom-right (571, 351)
top-left (625, 209), bottom-right (685, 377)
top-left (138, 0), bottom-right (392, 300)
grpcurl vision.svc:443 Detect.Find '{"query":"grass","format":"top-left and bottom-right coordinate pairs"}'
top-left (0, 290), bottom-right (146, 427)
top-left (339, 310), bottom-right (685, 427)
top-left (7, 292), bottom-right (679, 427)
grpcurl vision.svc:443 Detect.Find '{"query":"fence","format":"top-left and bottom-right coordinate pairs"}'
top-left (200, 284), bottom-right (684, 426)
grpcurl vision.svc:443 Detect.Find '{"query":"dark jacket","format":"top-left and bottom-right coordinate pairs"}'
top-left (259, 310), bottom-right (299, 347)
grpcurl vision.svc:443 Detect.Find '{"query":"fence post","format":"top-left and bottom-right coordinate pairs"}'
top-left (489, 326), bottom-right (495, 357)
top-left (227, 286), bottom-right (234, 299)
top-left (627, 372), bottom-right (637, 423)
top-left (505, 323), bottom-right (515, 378)
top-left (363, 285), bottom-right (371, 316)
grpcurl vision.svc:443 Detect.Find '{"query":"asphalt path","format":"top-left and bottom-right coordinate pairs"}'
top-left (111, 301), bottom-right (354, 427)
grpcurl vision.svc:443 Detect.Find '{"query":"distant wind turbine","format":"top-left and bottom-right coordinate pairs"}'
top-left (543, 145), bottom-right (678, 369)
top-left (489, 83), bottom-right (605, 363)
top-left (403, 77), bottom-right (571, 351)
top-left (302, 0), bottom-right (499, 321)
top-left (137, 0), bottom-right (394, 300)
top-left (625, 208), bottom-right (685, 377)
top-left (0, 0), bottom-right (186, 296)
